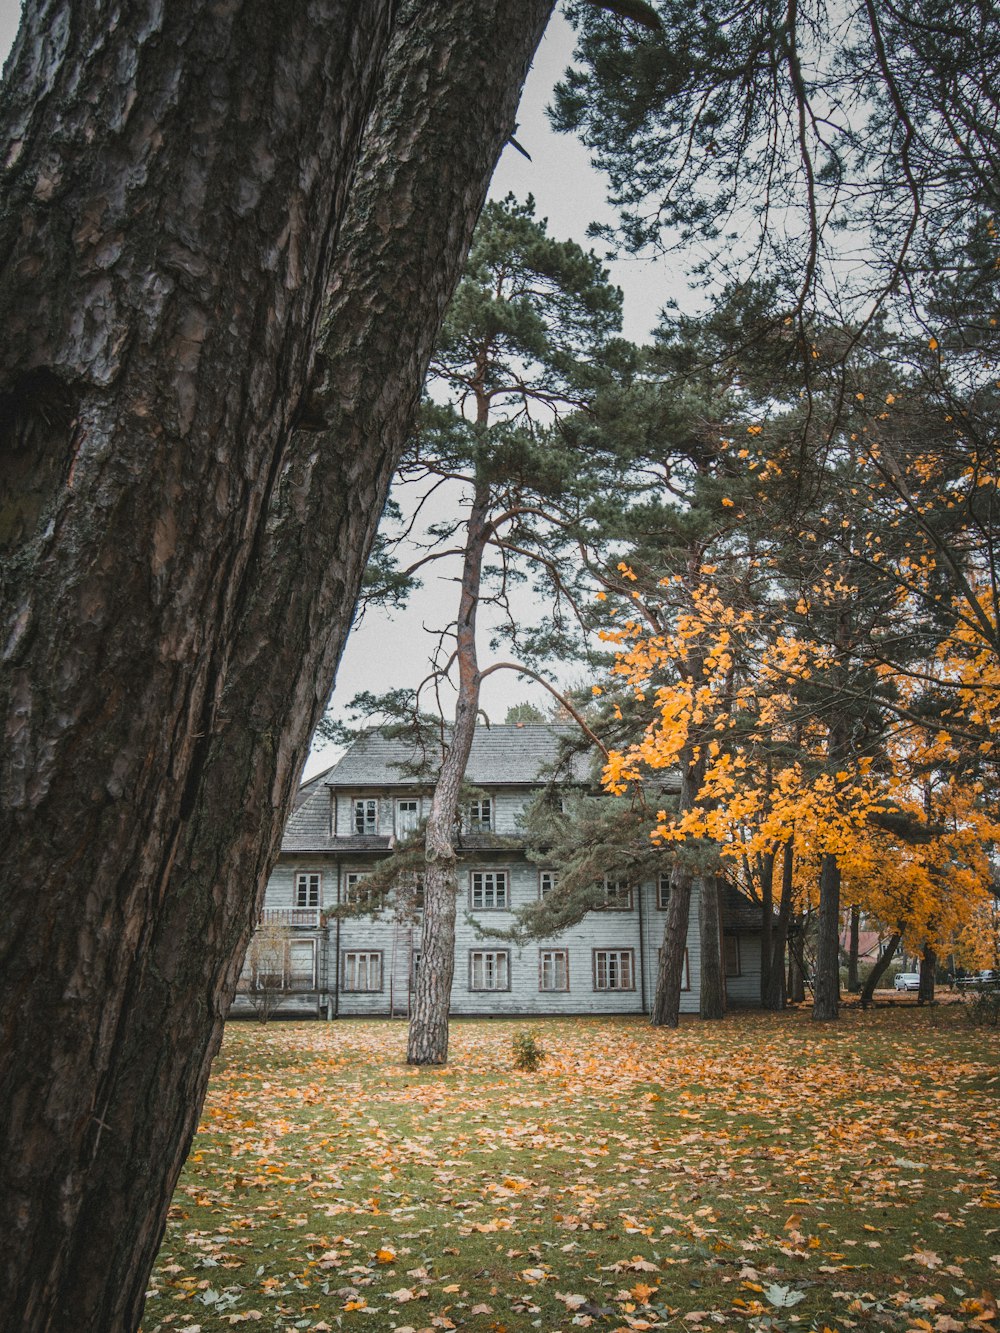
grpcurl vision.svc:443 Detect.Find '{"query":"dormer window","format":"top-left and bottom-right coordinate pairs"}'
top-left (353, 798), bottom-right (378, 835)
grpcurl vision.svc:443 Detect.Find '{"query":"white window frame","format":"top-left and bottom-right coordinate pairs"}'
top-left (538, 869), bottom-right (558, 900)
top-left (342, 950), bottom-right (383, 992)
top-left (539, 948), bottom-right (569, 992)
top-left (470, 869), bottom-right (508, 910)
top-left (600, 878), bottom-right (634, 911)
top-left (395, 798), bottom-right (420, 838)
top-left (469, 950), bottom-right (510, 991)
top-left (295, 871), bottom-right (321, 908)
top-left (353, 797), bottom-right (379, 835)
top-left (467, 797), bottom-right (493, 832)
top-left (288, 938), bottom-right (316, 988)
top-left (593, 948), bottom-right (635, 991)
top-left (656, 874), bottom-right (671, 909)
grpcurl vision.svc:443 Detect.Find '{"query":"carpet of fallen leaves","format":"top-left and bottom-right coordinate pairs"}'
top-left (142, 1006), bottom-right (999, 1333)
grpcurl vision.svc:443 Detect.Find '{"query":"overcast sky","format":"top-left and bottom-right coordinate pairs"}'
top-left (323, 15), bottom-right (677, 775)
top-left (0, 5), bottom-right (676, 776)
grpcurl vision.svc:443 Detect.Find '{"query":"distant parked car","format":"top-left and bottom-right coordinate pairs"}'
top-left (956, 970), bottom-right (1000, 991)
top-left (894, 972), bottom-right (920, 991)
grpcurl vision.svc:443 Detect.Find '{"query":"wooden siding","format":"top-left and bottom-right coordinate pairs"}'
top-left (248, 774), bottom-right (764, 1017)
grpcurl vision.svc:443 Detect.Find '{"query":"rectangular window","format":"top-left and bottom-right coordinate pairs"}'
top-left (344, 872), bottom-right (379, 909)
top-left (288, 939), bottom-right (316, 988)
top-left (396, 798), bottom-right (420, 837)
top-left (470, 950), bottom-right (510, 991)
top-left (538, 870), bottom-right (558, 900)
top-left (723, 935), bottom-right (741, 977)
top-left (467, 798), bottom-right (493, 832)
top-left (410, 948), bottom-right (421, 985)
top-left (593, 949), bottom-right (635, 991)
top-left (600, 878), bottom-right (634, 910)
top-left (470, 869), bottom-right (508, 910)
top-left (295, 871), bottom-right (321, 908)
top-left (656, 874), bottom-right (671, 909)
top-left (353, 798), bottom-right (379, 835)
top-left (539, 949), bottom-right (569, 991)
top-left (342, 951), bottom-right (382, 992)
top-left (657, 946), bottom-right (692, 991)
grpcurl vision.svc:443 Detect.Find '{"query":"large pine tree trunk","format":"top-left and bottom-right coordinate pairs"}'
top-left (407, 480), bottom-right (491, 1065)
top-left (698, 874), bottom-right (726, 1019)
top-left (0, 2), bottom-right (553, 1326)
top-left (813, 853), bottom-right (842, 1020)
top-left (651, 867), bottom-right (693, 1026)
top-left (650, 748), bottom-right (704, 1027)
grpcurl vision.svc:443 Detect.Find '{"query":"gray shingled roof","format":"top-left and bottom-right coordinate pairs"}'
top-left (323, 724), bottom-right (597, 789)
top-left (282, 787), bottom-right (333, 850)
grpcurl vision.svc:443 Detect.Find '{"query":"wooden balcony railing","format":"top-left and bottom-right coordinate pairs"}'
top-left (260, 907), bottom-right (322, 928)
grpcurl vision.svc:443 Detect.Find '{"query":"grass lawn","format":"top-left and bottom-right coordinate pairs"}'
top-left (142, 1005), bottom-right (999, 1333)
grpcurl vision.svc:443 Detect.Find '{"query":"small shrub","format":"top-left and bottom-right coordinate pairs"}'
top-left (512, 1029), bottom-right (546, 1071)
top-left (964, 989), bottom-right (1000, 1028)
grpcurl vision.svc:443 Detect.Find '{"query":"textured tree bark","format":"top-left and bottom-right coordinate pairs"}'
top-left (918, 944), bottom-right (937, 1005)
top-left (847, 903), bottom-right (861, 991)
top-left (698, 874), bottom-right (726, 1020)
top-left (650, 749), bottom-right (705, 1027)
top-left (787, 936), bottom-right (806, 1003)
top-left (407, 479), bottom-right (491, 1065)
top-left (763, 839), bottom-right (793, 1010)
top-left (812, 853), bottom-right (842, 1020)
top-left (758, 850), bottom-right (775, 1004)
top-left (0, 0), bottom-right (553, 1326)
top-left (650, 867), bottom-right (693, 1027)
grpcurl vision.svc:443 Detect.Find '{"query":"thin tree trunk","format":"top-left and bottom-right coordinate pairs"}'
top-left (918, 944), bottom-right (937, 1005)
top-left (860, 930), bottom-right (902, 1008)
top-left (813, 853), bottom-right (842, 1020)
top-left (0, 2), bottom-right (553, 1326)
top-left (764, 839), bottom-right (794, 1010)
top-left (788, 910), bottom-right (806, 1003)
top-left (759, 849), bottom-right (775, 1005)
top-left (651, 867), bottom-right (694, 1027)
top-left (699, 874), bottom-right (726, 1019)
top-left (407, 478), bottom-right (491, 1065)
top-left (847, 903), bottom-right (861, 992)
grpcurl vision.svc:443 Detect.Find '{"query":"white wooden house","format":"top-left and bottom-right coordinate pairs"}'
top-left (233, 724), bottom-right (762, 1017)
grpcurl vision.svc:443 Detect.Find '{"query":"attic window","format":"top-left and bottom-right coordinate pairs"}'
top-left (353, 798), bottom-right (378, 835)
